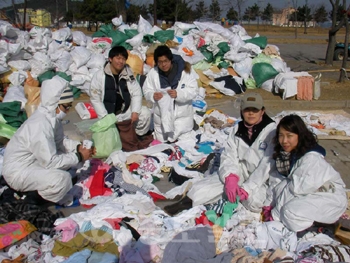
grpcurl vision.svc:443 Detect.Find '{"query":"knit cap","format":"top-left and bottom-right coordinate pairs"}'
top-left (58, 87), bottom-right (74, 104)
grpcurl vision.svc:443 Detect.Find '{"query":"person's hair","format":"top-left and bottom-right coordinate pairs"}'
top-left (154, 45), bottom-right (173, 64)
top-left (273, 114), bottom-right (317, 159)
top-left (108, 46), bottom-right (128, 60)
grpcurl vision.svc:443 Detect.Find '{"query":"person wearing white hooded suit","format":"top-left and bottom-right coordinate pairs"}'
top-left (142, 45), bottom-right (198, 142)
top-left (2, 75), bottom-right (91, 204)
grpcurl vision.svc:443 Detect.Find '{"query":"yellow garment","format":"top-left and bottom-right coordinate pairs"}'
top-left (52, 229), bottom-right (119, 257)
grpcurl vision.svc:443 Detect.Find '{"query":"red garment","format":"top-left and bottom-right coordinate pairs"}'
top-left (149, 192), bottom-right (166, 202)
top-left (89, 168), bottom-right (112, 197)
top-left (128, 163), bottom-right (140, 172)
top-left (195, 212), bottom-right (214, 226)
top-left (104, 218), bottom-right (122, 230)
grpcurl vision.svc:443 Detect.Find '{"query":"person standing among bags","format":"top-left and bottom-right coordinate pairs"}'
top-left (2, 76), bottom-right (92, 205)
top-left (218, 92), bottom-right (277, 212)
top-left (142, 45), bottom-right (198, 143)
top-left (90, 46), bottom-right (153, 151)
top-left (266, 114), bottom-right (347, 232)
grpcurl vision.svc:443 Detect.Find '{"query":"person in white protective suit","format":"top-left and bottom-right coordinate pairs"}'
top-left (90, 46), bottom-right (153, 151)
top-left (142, 45), bottom-right (198, 143)
top-left (267, 114), bottom-right (347, 232)
top-left (184, 93), bottom-right (276, 214)
top-left (217, 92), bottom-right (277, 212)
top-left (2, 76), bottom-right (92, 204)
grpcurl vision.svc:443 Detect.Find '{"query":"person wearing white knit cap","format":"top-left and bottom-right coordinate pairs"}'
top-left (2, 76), bottom-right (92, 205)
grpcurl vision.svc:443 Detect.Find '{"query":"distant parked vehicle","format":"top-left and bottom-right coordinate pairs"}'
top-left (334, 42), bottom-right (350, 61)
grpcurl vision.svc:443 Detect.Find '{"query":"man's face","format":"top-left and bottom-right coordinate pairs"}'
top-left (109, 54), bottom-right (126, 74)
top-left (157, 55), bottom-right (172, 73)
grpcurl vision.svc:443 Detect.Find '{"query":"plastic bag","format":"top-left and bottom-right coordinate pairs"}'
top-left (90, 114), bottom-right (122, 158)
top-left (0, 122), bottom-right (17, 139)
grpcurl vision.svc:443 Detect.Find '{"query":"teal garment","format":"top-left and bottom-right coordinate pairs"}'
top-left (38, 70), bottom-right (56, 85)
top-left (206, 197), bottom-right (239, 227)
top-left (0, 101), bottom-right (27, 128)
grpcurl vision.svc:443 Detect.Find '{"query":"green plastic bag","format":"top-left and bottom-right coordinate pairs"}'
top-left (90, 114), bottom-right (122, 158)
top-left (38, 70), bottom-right (55, 85)
top-left (0, 122), bottom-right (17, 139)
top-left (143, 34), bottom-right (156, 43)
top-left (124, 29), bottom-right (139, 38)
top-left (109, 30), bottom-right (129, 46)
top-left (244, 36), bottom-right (268, 49)
top-left (154, 30), bottom-right (175, 43)
top-left (252, 63), bottom-right (279, 88)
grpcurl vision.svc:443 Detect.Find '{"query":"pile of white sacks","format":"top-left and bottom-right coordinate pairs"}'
top-left (0, 14), bottom-right (305, 106)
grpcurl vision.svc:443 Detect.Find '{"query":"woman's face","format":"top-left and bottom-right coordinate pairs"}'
top-left (278, 127), bottom-right (299, 152)
top-left (242, 107), bottom-right (264, 125)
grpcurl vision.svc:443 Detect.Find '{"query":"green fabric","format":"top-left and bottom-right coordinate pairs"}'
top-left (0, 113), bottom-right (6, 123)
top-left (244, 36), bottom-right (268, 49)
top-left (90, 114), bottom-right (122, 158)
top-left (252, 53), bottom-right (272, 65)
top-left (252, 62), bottom-right (279, 88)
top-left (91, 31), bottom-right (105, 38)
top-left (118, 41), bottom-right (132, 50)
top-left (193, 60), bottom-right (212, 70)
top-left (0, 122), bottom-right (17, 139)
top-left (154, 30), bottom-right (175, 43)
top-left (2, 114), bottom-right (27, 128)
top-left (244, 78), bottom-right (257, 89)
top-left (218, 60), bottom-right (230, 69)
top-left (217, 42), bottom-right (230, 56)
top-left (98, 24), bottom-right (114, 35)
top-left (52, 229), bottom-right (119, 257)
top-left (56, 72), bottom-right (72, 81)
top-left (143, 34), bottom-right (156, 43)
top-left (124, 29), bottom-right (139, 38)
top-left (37, 70), bottom-right (55, 85)
top-left (205, 198), bottom-right (239, 227)
top-left (0, 101), bottom-right (22, 117)
top-left (71, 86), bottom-right (81, 98)
top-left (109, 30), bottom-right (129, 47)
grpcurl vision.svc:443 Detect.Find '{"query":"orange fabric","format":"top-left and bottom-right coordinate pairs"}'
top-left (297, 76), bottom-right (314, 101)
top-left (182, 47), bottom-right (194, 56)
top-left (25, 71), bottom-right (39, 87)
top-left (126, 51), bottom-right (144, 76)
top-left (0, 220), bottom-right (37, 249)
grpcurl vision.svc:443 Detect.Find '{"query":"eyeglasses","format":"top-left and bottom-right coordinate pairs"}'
top-left (60, 104), bottom-right (72, 110)
top-left (157, 59), bottom-right (171, 65)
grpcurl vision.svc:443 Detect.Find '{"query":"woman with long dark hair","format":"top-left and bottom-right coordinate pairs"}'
top-left (268, 114), bottom-right (347, 232)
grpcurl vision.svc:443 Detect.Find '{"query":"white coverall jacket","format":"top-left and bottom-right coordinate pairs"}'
top-left (142, 62), bottom-right (198, 142)
top-left (2, 76), bottom-right (80, 203)
top-left (270, 151), bottom-right (347, 232)
top-left (218, 118), bottom-right (277, 212)
top-left (90, 63), bottom-right (151, 136)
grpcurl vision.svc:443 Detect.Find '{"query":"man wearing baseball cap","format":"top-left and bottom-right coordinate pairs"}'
top-left (218, 92), bottom-right (277, 212)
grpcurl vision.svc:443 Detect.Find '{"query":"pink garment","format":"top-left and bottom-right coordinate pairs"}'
top-left (244, 115), bottom-right (263, 140)
top-left (54, 218), bottom-right (79, 242)
top-left (262, 206), bottom-right (274, 222)
top-left (150, 139), bottom-right (162, 146)
top-left (297, 76), bottom-right (314, 101)
top-left (238, 188), bottom-right (249, 201)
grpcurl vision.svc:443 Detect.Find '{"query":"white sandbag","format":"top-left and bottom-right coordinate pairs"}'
top-left (8, 60), bottom-right (31, 71)
top-left (229, 25), bottom-right (249, 39)
top-left (3, 85), bottom-right (27, 109)
top-left (224, 51), bottom-right (250, 63)
top-left (270, 58), bottom-right (290, 73)
top-left (29, 52), bottom-right (53, 77)
top-left (137, 15), bottom-right (152, 34)
top-left (8, 43), bottom-right (21, 56)
top-left (0, 21), bottom-right (17, 38)
top-left (260, 79), bottom-right (274, 92)
top-left (173, 21), bottom-right (196, 36)
top-left (70, 46), bottom-right (91, 68)
top-left (86, 53), bottom-right (105, 69)
top-left (126, 32), bottom-right (144, 47)
top-left (8, 71), bottom-right (27, 86)
top-left (29, 26), bottom-right (51, 38)
top-left (72, 31), bottom-right (88, 46)
top-left (27, 34), bottom-right (51, 52)
top-left (51, 50), bottom-right (73, 72)
top-left (117, 24), bottom-right (130, 33)
top-left (149, 25), bottom-right (162, 35)
top-left (52, 27), bottom-right (72, 42)
top-left (233, 57), bottom-right (253, 80)
top-left (75, 102), bottom-right (98, 120)
top-left (16, 30), bottom-right (30, 49)
top-left (238, 43), bottom-right (261, 55)
top-left (8, 50), bottom-right (32, 61)
top-left (112, 15), bottom-right (124, 26)
top-left (88, 37), bottom-right (112, 53)
top-left (194, 21), bottom-right (233, 40)
top-left (209, 80), bottom-right (236, 96)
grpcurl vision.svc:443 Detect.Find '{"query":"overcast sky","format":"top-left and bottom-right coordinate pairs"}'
top-left (0, 0), bottom-right (332, 12)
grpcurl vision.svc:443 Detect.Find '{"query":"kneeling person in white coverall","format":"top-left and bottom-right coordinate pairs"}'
top-left (2, 76), bottom-right (92, 204)
top-left (267, 114), bottom-right (347, 232)
top-left (218, 93), bottom-right (277, 212)
top-left (142, 45), bottom-right (198, 142)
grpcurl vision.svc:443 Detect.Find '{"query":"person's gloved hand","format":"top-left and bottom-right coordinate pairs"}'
top-left (225, 173), bottom-right (240, 203)
top-left (238, 187), bottom-right (249, 201)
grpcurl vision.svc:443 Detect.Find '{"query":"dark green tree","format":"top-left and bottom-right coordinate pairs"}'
top-left (298, 4), bottom-right (312, 33)
top-left (226, 7), bottom-right (238, 21)
top-left (313, 4), bottom-right (328, 23)
top-left (194, 1), bottom-right (208, 20)
top-left (126, 4), bottom-right (148, 23)
top-left (243, 4), bottom-right (259, 23)
top-left (329, 3), bottom-right (345, 21)
top-left (209, 0), bottom-right (221, 21)
top-left (148, 0), bottom-right (192, 22)
top-left (261, 3), bottom-right (273, 23)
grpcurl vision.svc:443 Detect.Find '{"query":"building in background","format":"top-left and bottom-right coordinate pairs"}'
top-left (18, 8), bottom-right (51, 27)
